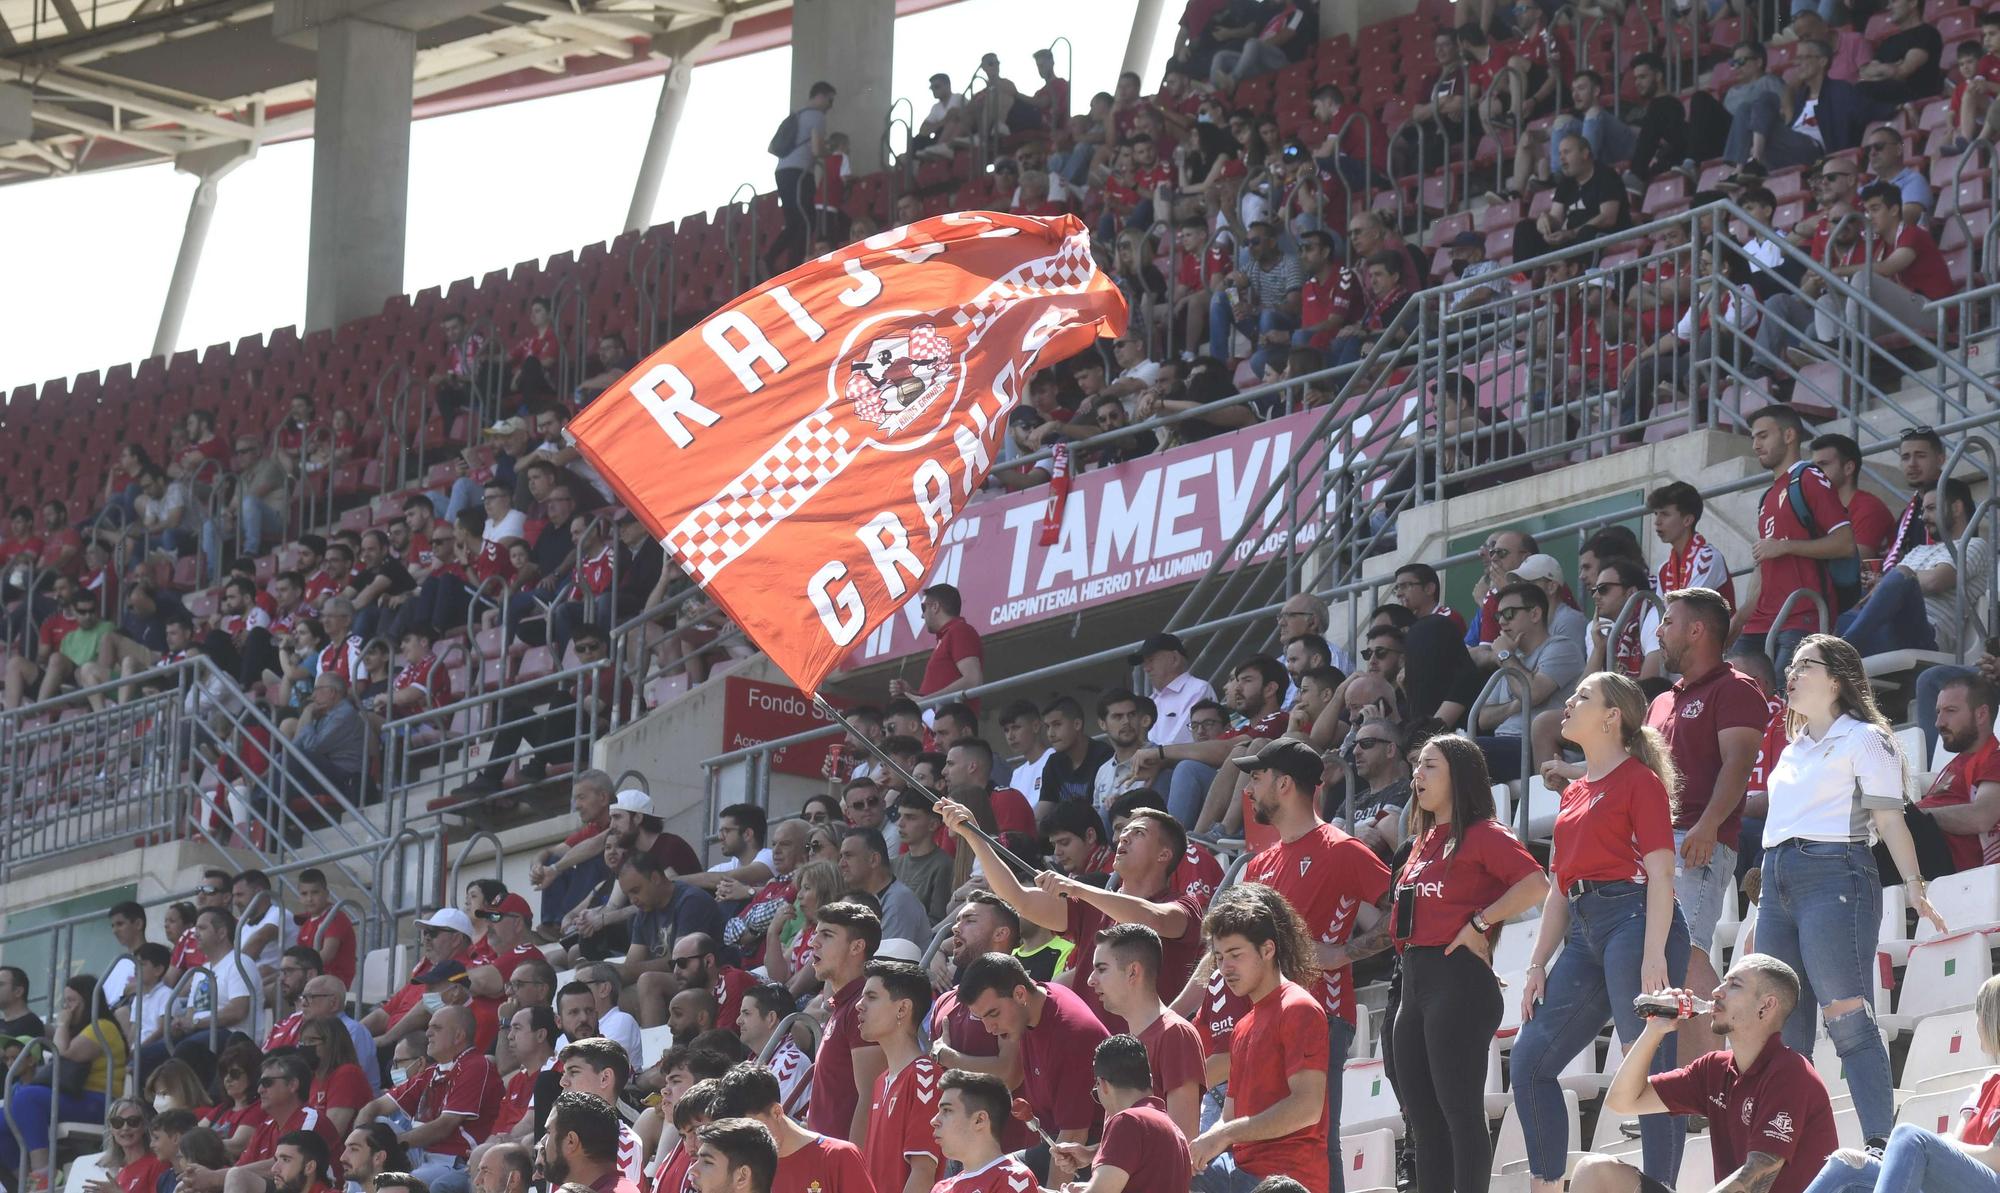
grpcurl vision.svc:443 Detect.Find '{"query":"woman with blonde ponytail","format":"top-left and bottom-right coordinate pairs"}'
top-left (1512, 672), bottom-right (1692, 1193)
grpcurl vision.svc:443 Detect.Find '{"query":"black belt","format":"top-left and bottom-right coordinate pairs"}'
top-left (1566, 878), bottom-right (1629, 900)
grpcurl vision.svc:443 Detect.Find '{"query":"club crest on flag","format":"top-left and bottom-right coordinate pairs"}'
top-left (563, 211), bottom-right (1128, 694)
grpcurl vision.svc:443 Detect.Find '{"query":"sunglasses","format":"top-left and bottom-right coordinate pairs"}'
top-left (1495, 606), bottom-right (1528, 621)
top-left (1590, 582), bottom-right (1627, 597)
top-left (1359, 647), bottom-right (1400, 661)
top-left (257, 1076), bottom-right (288, 1088)
top-left (109, 1116), bottom-right (145, 1129)
top-left (1353, 737), bottom-right (1392, 750)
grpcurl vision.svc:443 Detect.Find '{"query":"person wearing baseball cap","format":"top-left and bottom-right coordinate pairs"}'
top-left (604, 789), bottom-right (704, 881)
top-left (483, 416), bottom-right (528, 440)
top-left (1507, 553), bottom-right (1590, 650)
top-left (358, 909), bottom-right (478, 1053)
top-left (1129, 633), bottom-right (1216, 747)
top-left (467, 894), bottom-right (544, 998)
top-left (1235, 736), bottom-right (1394, 1186)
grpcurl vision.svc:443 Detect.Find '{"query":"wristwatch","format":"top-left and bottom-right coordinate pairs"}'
top-left (1495, 648), bottom-right (1514, 662)
top-left (1470, 912), bottom-right (1493, 935)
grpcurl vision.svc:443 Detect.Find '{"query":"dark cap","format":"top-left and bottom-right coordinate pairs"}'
top-left (416, 960), bottom-right (469, 987)
top-left (1449, 231), bottom-right (1484, 249)
top-left (1235, 738), bottom-right (1326, 790)
top-left (1126, 633), bottom-right (1188, 665)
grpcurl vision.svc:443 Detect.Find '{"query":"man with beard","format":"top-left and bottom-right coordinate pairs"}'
top-left (1090, 690), bottom-right (1158, 818)
top-left (735, 984), bottom-right (812, 1120)
top-left (1913, 673), bottom-right (2000, 875)
top-left (269, 1131), bottom-right (335, 1193)
top-left (925, 893), bottom-right (1024, 1061)
top-left (539, 1091), bottom-right (640, 1193)
top-left (340, 1124), bottom-right (409, 1193)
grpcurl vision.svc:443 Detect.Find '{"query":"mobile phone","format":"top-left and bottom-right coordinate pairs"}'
top-left (1985, 636), bottom-right (2000, 657)
top-left (1393, 884), bottom-right (1416, 940)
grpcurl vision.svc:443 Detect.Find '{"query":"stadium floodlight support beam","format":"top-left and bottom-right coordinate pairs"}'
top-left (154, 141), bottom-right (255, 358)
top-left (789, 0), bottom-right (892, 175)
top-left (625, 18), bottom-right (730, 233)
top-left (1121, 0), bottom-right (1166, 78)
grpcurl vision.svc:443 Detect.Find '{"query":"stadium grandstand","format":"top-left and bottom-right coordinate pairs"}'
top-left (13, 0), bottom-right (2000, 1188)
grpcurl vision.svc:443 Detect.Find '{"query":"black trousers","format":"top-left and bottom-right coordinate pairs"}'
top-left (767, 167), bottom-right (811, 275)
top-left (1394, 945), bottom-right (1504, 1193)
top-left (478, 692), bottom-right (578, 784)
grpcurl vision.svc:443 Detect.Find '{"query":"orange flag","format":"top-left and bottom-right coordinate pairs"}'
top-left (566, 212), bottom-right (1128, 693)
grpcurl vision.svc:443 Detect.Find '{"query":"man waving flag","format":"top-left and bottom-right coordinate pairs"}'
top-left (567, 211), bottom-right (1127, 693)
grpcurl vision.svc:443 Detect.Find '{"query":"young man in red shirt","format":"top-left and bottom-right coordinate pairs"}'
top-left (1053, 1035), bottom-right (1194, 1193)
top-left (1237, 737), bottom-right (1393, 1193)
top-left (688, 1119), bottom-right (777, 1193)
top-left (1086, 923), bottom-right (1205, 1141)
top-left (806, 902), bottom-right (884, 1144)
top-left (941, 798), bottom-right (1206, 1030)
top-left (1917, 673), bottom-right (2000, 872)
top-left (1189, 887), bottom-right (1332, 1193)
top-left (1583, 954), bottom-right (1837, 1193)
top-left (857, 960), bottom-right (943, 1193)
top-left (538, 1090), bottom-right (641, 1193)
top-left (709, 1061), bottom-right (870, 1191)
top-left (268, 1131), bottom-right (335, 1193)
top-left (1732, 404), bottom-right (1854, 672)
top-left (890, 583), bottom-right (983, 710)
top-left (293, 869), bottom-right (355, 989)
top-left (927, 1071), bottom-right (1040, 1193)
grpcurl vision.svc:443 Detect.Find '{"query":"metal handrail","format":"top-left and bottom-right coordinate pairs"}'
top-left (1603, 589), bottom-right (1667, 677)
top-left (310, 895), bottom-right (368, 1018)
top-left (1765, 590), bottom-right (1831, 671)
top-left (723, 181), bottom-right (760, 299)
top-left (756, 1010), bottom-right (821, 1066)
top-left (1463, 660), bottom-right (1536, 834)
top-left (5, 1038), bottom-right (48, 1193)
top-left (448, 830), bottom-right (505, 897)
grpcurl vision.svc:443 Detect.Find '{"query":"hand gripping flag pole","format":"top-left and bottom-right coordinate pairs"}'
top-left (811, 694), bottom-right (1043, 883)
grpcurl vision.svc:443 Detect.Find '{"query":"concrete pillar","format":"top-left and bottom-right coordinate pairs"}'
top-left (626, 58), bottom-right (696, 233)
top-left (155, 144), bottom-right (255, 358)
top-left (1317, 0), bottom-right (1418, 39)
top-left (1122, 0), bottom-right (1170, 79)
top-left (788, 0), bottom-right (894, 176)
top-left (302, 16), bottom-right (414, 331)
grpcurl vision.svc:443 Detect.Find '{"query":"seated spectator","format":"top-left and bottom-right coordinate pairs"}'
top-left (1325, 250), bottom-right (1413, 368)
top-left (717, 817), bottom-right (804, 951)
top-left (490, 1009), bottom-right (555, 1140)
top-left (0, 975), bottom-right (126, 1182)
top-left (526, 771), bottom-right (617, 933)
top-left (1915, 673), bottom-right (2000, 877)
top-left (615, 849), bottom-right (725, 1020)
top-left (1341, 717), bottom-right (1411, 857)
top-left (357, 1006), bottom-right (499, 1193)
top-left (1861, 124), bottom-right (1934, 224)
top-left (1207, 221), bottom-right (1301, 366)
top-left (1719, 42), bottom-right (1790, 166)
top-left (1943, 16), bottom-right (2000, 155)
top-left (358, 908), bottom-right (478, 1055)
top-left (1859, 0), bottom-right (1946, 106)
top-left (451, 624), bottom-right (613, 800)
top-left (1839, 479), bottom-right (1989, 655)
top-left (1473, 581), bottom-right (1586, 781)
top-left (1618, 53), bottom-right (1690, 185)
top-left (1142, 655), bottom-right (1289, 827)
top-left (1615, 245), bottom-right (1758, 430)
top-left (1530, 70), bottom-right (1633, 194)
top-left (1733, 38), bottom-right (1885, 168)
top-left (1043, 799), bottom-right (1114, 881)
top-left (283, 672), bottom-right (366, 804)
top-left (834, 827), bottom-right (930, 948)
top-left (1805, 182), bottom-right (1958, 347)
top-left (1585, 556), bottom-right (1663, 678)
top-left (1514, 134), bottom-right (1631, 263)
top-left (938, 952), bottom-right (1108, 1167)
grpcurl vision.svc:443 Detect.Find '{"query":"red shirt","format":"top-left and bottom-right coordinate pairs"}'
top-left (1137, 1011), bottom-right (1206, 1099)
top-left (1749, 462), bottom-right (1849, 635)
top-left (296, 910), bottom-right (357, 987)
top-left (931, 1156), bottom-right (1041, 1193)
top-left (1064, 888), bottom-right (1206, 1027)
top-left (920, 617), bottom-right (982, 707)
top-left (117, 1156), bottom-right (167, 1193)
top-left (990, 787), bottom-right (1036, 836)
top-left (1551, 757), bottom-right (1677, 890)
top-left (493, 1057), bottom-right (547, 1137)
top-left (927, 989), bottom-right (997, 1058)
top-left (1464, 49), bottom-right (1511, 94)
top-left (308, 1064), bottom-right (370, 1138)
top-left (861, 1056), bottom-right (942, 1193)
top-left (1197, 965), bottom-right (1237, 1057)
top-left (205, 1102), bottom-right (266, 1139)
top-left (1884, 223), bottom-right (1956, 301)
top-left (1018, 981), bottom-right (1111, 1134)
top-left (711, 966), bottom-right (756, 1031)
top-left (775, 1135), bottom-right (873, 1192)
top-left (1952, 56), bottom-right (2000, 117)
top-left (1650, 1042), bottom-right (1837, 1193)
top-left (0, 535), bottom-right (44, 566)
top-left (302, 570), bottom-right (339, 605)
top-left (1299, 267), bottom-right (1366, 348)
top-left (171, 927), bottom-right (203, 973)
top-left (1845, 489), bottom-right (1897, 560)
top-left (1648, 662), bottom-right (1771, 849)
top-left (482, 941), bottom-right (544, 984)
top-left (1919, 735), bottom-right (2000, 870)
top-left (1225, 709), bottom-right (1289, 742)
top-left (1747, 699), bottom-right (1790, 797)
top-left (316, 635), bottom-right (366, 685)
top-left (1228, 978), bottom-right (1331, 1189)
top-left (1173, 841), bottom-right (1225, 908)
top-left (242, 1105), bottom-right (323, 1165)
top-left (1655, 531), bottom-right (1736, 611)
top-left (36, 610), bottom-right (77, 655)
top-left (650, 1143), bottom-right (691, 1193)
top-left (1244, 823), bottom-right (1392, 1025)
top-left (1962, 1073), bottom-right (2000, 1144)
top-left (265, 1012), bottom-right (304, 1052)
top-left (807, 976), bottom-right (867, 1138)
top-left (391, 655), bottom-right (452, 712)
top-left (1393, 820), bottom-right (1540, 950)
top-left (1094, 1096), bottom-right (1194, 1191)
top-left (386, 1048), bottom-right (502, 1156)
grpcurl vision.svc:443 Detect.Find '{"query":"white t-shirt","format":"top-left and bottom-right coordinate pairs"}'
top-left (713, 847), bottom-right (776, 874)
top-left (1764, 714), bottom-right (1910, 845)
top-left (1006, 749), bottom-right (1051, 805)
top-left (238, 901), bottom-right (294, 971)
top-left (190, 948), bottom-right (256, 1033)
top-left (482, 508), bottom-right (528, 545)
top-left (600, 1006), bottom-right (644, 1069)
top-left (135, 985), bottom-right (174, 1045)
top-left (102, 957), bottom-right (137, 1009)
top-left (1793, 97), bottom-right (1825, 146)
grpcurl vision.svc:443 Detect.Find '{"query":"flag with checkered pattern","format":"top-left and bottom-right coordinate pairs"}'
top-left (565, 211), bottom-right (1127, 693)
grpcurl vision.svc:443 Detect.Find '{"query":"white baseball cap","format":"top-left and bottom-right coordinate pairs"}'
top-left (1508, 553), bottom-right (1566, 586)
top-left (874, 939), bottom-right (924, 963)
top-left (611, 788), bottom-right (654, 816)
top-left (415, 908), bottom-right (475, 938)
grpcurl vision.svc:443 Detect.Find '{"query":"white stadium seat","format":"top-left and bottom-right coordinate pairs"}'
top-left (1343, 1057), bottom-right (1402, 1135)
top-left (1902, 1009), bottom-right (1989, 1094)
top-left (1342, 1127), bottom-right (1399, 1193)
top-left (1888, 932), bottom-right (1995, 1029)
top-left (1492, 1089), bottom-right (1578, 1176)
top-left (1896, 1084), bottom-right (1978, 1135)
top-left (1917, 865), bottom-right (2000, 944)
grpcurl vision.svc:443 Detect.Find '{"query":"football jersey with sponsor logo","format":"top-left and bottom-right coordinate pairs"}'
top-left (930, 1155), bottom-right (1040, 1193)
top-left (861, 1055), bottom-right (942, 1193)
top-left (1243, 823), bottom-right (1391, 1025)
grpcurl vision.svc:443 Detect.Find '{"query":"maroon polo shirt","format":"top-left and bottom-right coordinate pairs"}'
top-left (1647, 662), bottom-right (1769, 850)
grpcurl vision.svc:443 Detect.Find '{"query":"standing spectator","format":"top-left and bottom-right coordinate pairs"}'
top-left (1839, 479), bottom-right (1988, 655)
top-left (525, 1091), bottom-right (626, 1193)
top-left (1759, 634), bottom-right (1943, 1148)
top-left (1733, 405), bottom-right (1854, 672)
top-left (1648, 483), bottom-right (1736, 609)
top-left (1576, 956), bottom-right (1836, 1193)
top-left (200, 437), bottom-right (290, 583)
top-left (887, 583), bottom-right (981, 710)
top-left (1390, 736), bottom-right (1548, 1193)
top-left (856, 960), bottom-right (942, 1193)
top-left (1858, 0), bottom-right (1946, 105)
top-left (806, 901), bottom-right (882, 1144)
top-left (1514, 673), bottom-right (1691, 1188)
top-left (890, 799), bottom-right (952, 924)
top-left (914, 73), bottom-right (963, 149)
top-left (1186, 885), bottom-right (1331, 1193)
top-left (1809, 435), bottom-right (1895, 561)
top-left (941, 952), bottom-right (1109, 1170)
top-left (1082, 925), bottom-right (1204, 1141)
top-left (927, 1072), bottom-right (1038, 1193)
top-left (1059, 1035), bottom-right (1193, 1192)
top-left (707, 1063), bottom-right (868, 1190)
top-left (768, 82), bottom-right (835, 277)
top-left (835, 828), bottom-right (930, 948)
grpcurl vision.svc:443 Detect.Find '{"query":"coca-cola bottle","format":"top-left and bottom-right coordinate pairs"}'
top-left (1634, 990), bottom-right (1714, 1019)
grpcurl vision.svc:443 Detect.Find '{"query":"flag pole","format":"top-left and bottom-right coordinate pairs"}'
top-left (812, 695), bottom-right (1044, 882)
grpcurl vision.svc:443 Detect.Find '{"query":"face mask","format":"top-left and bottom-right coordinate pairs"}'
top-left (389, 1067), bottom-right (408, 1086)
top-left (297, 1046), bottom-right (320, 1071)
top-left (420, 993), bottom-right (445, 1013)
top-left (152, 1095), bottom-right (177, 1112)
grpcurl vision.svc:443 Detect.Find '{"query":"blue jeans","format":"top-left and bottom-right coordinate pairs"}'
top-left (1476, 734), bottom-right (1529, 782)
top-left (1550, 112), bottom-right (1636, 174)
top-left (411, 1153), bottom-right (470, 1193)
top-left (1208, 298), bottom-right (1295, 363)
top-left (444, 476), bottom-right (482, 522)
top-left (1730, 629), bottom-right (1807, 676)
top-left (1757, 839), bottom-right (1895, 1141)
top-left (0, 1085), bottom-right (104, 1169)
top-left (1790, 0), bottom-right (1839, 19)
top-left (1837, 568), bottom-right (1939, 656)
top-left (1167, 760), bottom-right (1218, 827)
top-left (1512, 882), bottom-right (1690, 1183)
top-left (1803, 1122), bottom-right (2000, 1193)
top-left (1917, 665), bottom-right (1976, 758)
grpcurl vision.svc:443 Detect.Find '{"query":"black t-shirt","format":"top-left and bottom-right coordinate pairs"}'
top-left (355, 560), bottom-right (415, 598)
top-left (1555, 165), bottom-right (1630, 236)
top-left (1875, 23), bottom-right (1945, 98)
top-left (0, 1011), bottom-right (46, 1044)
top-left (1039, 741), bottom-right (1116, 807)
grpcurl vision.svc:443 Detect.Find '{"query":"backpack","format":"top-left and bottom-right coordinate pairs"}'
top-left (767, 109), bottom-right (803, 158)
top-left (1787, 461), bottom-right (1863, 614)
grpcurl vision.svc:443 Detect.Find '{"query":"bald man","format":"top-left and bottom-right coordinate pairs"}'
top-left (668, 989), bottom-right (719, 1042)
top-left (301, 974), bottom-right (383, 1091)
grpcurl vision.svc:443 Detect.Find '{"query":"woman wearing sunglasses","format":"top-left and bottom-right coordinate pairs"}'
top-left (1760, 634), bottom-right (1945, 1150)
top-left (1512, 672), bottom-right (1691, 1192)
top-left (85, 1099), bottom-right (162, 1193)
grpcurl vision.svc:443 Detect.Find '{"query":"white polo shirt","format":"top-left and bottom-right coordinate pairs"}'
top-left (1763, 714), bottom-right (1910, 846)
top-left (1148, 669), bottom-right (1218, 746)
